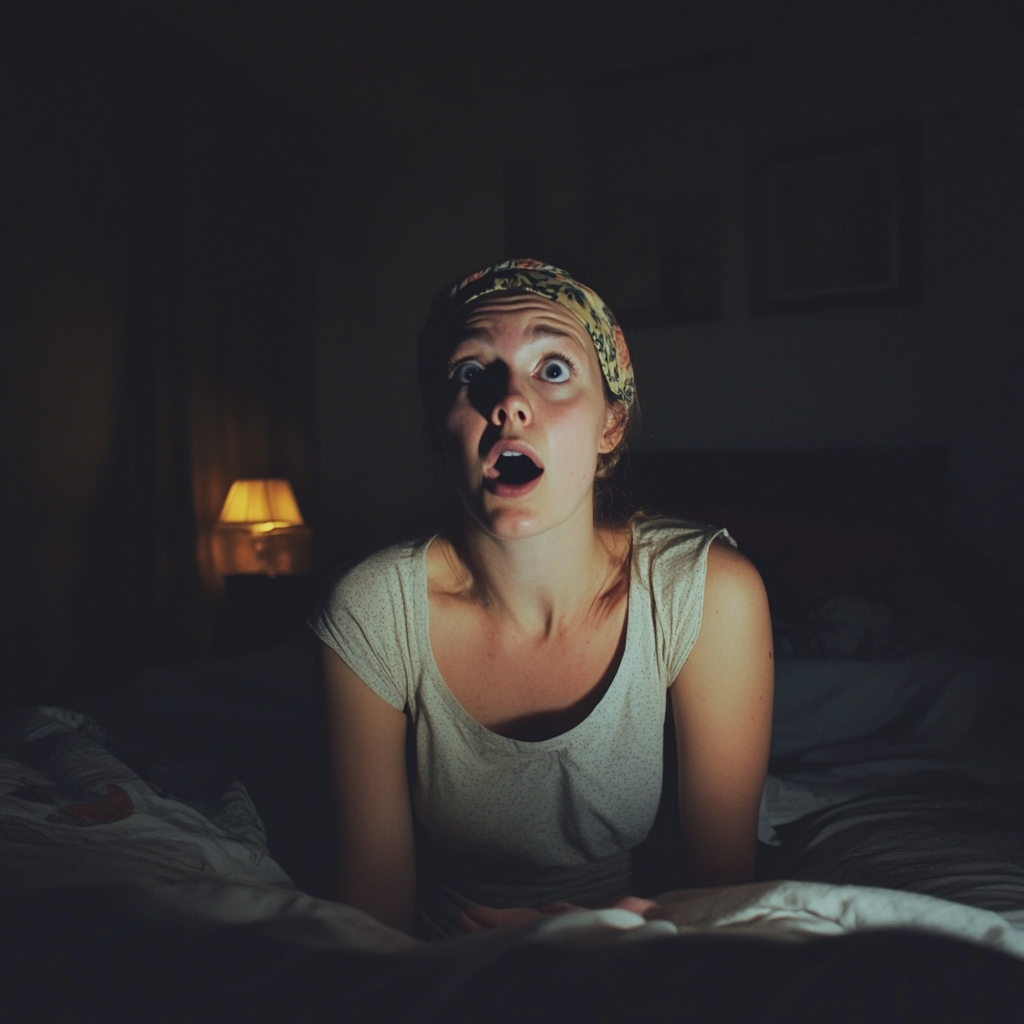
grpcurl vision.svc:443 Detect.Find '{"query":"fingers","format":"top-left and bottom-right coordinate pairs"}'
top-left (458, 904), bottom-right (546, 932)
top-left (540, 901), bottom-right (585, 916)
top-left (610, 895), bottom-right (659, 917)
top-left (455, 898), bottom-right (659, 935)
top-left (456, 909), bottom-right (485, 934)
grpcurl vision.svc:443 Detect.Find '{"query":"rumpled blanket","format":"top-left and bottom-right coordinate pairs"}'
top-left (2, 706), bottom-right (1022, 960)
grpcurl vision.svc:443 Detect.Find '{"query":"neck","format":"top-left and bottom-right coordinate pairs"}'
top-left (456, 502), bottom-right (625, 636)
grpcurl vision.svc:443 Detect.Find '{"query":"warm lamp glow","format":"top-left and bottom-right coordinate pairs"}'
top-left (218, 479), bottom-right (305, 529)
top-left (213, 479), bottom-right (311, 576)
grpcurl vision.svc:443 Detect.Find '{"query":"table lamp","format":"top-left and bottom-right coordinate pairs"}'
top-left (213, 478), bottom-right (312, 576)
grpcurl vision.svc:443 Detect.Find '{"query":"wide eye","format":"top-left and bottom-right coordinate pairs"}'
top-left (451, 360), bottom-right (484, 385)
top-left (539, 358), bottom-right (571, 383)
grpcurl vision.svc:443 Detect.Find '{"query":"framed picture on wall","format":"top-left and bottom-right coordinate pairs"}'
top-left (747, 126), bottom-right (922, 315)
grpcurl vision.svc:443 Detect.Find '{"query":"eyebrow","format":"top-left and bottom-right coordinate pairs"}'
top-left (456, 323), bottom-right (581, 345)
top-left (527, 324), bottom-right (578, 342)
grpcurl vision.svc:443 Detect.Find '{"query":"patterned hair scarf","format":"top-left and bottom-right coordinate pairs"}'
top-left (417, 259), bottom-right (635, 409)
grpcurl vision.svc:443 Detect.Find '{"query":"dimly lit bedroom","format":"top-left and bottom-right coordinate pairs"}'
top-left (1, 1), bottom-right (1022, 1021)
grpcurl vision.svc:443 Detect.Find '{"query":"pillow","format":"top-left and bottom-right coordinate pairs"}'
top-left (770, 652), bottom-right (1019, 763)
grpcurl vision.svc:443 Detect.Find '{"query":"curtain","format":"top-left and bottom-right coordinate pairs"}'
top-left (75, 7), bottom-right (317, 689)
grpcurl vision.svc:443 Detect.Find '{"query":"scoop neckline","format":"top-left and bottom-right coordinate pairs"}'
top-left (417, 525), bottom-right (637, 751)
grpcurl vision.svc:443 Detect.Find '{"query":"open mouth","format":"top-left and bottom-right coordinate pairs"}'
top-left (492, 450), bottom-right (544, 487)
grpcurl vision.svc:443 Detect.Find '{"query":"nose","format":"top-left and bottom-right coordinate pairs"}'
top-left (490, 375), bottom-right (532, 429)
top-left (465, 360), bottom-right (534, 430)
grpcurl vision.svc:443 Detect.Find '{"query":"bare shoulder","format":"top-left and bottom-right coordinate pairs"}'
top-left (676, 537), bottom-right (773, 687)
top-left (703, 538), bottom-right (768, 613)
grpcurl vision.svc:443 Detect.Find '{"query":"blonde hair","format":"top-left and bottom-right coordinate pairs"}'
top-left (593, 395), bottom-right (639, 524)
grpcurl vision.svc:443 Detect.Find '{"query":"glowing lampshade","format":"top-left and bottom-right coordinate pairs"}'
top-left (214, 479), bottom-right (311, 576)
top-left (218, 478), bottom-right (304, 529)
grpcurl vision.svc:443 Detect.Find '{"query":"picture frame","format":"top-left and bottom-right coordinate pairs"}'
top-left (747, 126), bottom-right (922, 315)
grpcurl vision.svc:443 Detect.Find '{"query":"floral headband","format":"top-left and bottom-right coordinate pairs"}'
top-left (418, 259), bottom-right (635, 408)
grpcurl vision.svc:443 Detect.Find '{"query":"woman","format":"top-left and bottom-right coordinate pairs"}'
top-left (312, 259), bottom-right (773, 939)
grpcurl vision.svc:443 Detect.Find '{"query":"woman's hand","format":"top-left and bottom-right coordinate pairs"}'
top-left (456, 895), bottom-right (658, 933)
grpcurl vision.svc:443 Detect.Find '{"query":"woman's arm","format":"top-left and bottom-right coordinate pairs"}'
top-left (322, 643), bottom-right (416, 933)
top-left (670, 541), bottom-right (774, 887)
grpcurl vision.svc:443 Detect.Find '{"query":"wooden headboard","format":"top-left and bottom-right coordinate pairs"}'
top-left (623, 447), bottom-right (950, 533)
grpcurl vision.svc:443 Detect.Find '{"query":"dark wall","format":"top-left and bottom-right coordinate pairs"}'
top-left (575, 3), bottom-right (1023, 571)
top-left (304, 1), bottom-right (1024, 573)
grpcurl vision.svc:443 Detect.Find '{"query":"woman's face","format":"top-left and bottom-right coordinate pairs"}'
top-left (439, 293), bottom-right (624, 540)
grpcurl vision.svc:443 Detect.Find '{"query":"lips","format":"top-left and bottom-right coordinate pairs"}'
top-left (483, 440), bottom-right (544, 496)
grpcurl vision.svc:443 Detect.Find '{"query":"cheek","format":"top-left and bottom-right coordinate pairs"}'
top-left (440, 404), bottom-right (483, 468)
top-left (442, 401), bottom-right (473, 442)
top-left (546, 402), bottom-right (606, 481)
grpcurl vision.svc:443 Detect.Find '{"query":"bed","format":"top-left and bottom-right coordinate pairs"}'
top-left (2, 448), bottom-right (1023, 1022)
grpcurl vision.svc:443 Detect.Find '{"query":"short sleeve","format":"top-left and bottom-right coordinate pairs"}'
top-left (639, 519), bottom-right (735, 686)
top-left (309, 544), bottom-right (423, 711)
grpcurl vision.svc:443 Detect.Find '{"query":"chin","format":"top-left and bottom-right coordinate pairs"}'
top-left (471, 488), bottom-right (594, 541)
top-left (478, 507), bottom-right (549, 540)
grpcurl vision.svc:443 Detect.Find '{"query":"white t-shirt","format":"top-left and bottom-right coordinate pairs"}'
top-left (311, 517), bottom-right (729, 938)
